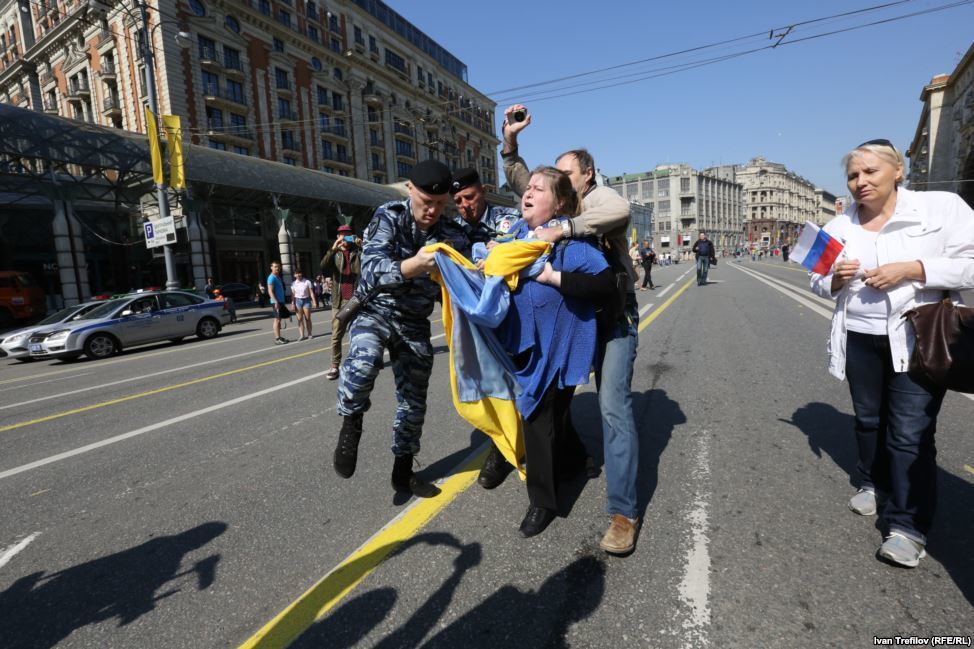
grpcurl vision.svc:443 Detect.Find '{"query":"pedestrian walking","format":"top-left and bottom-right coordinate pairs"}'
top-left (266, 261), bottom-right (289, 345)
top-left (639, 240), bottom-right (656, 290)
top-left (290, 269), bottom-right (317, 340)
top-left (501, 104), bottom-right (642, 554)
top-left (257, 281), bottom-right (267, 308)
top-left (332, 160), bottom-right (469, 497)
top-left (212, 288), bottom-right (236, 323)
top-left (692, 232), bottom-right (715, 285)
top-left (810, 138), bottom-right (974, 567)
top-left (320, 224), bottom-right (362, 380)
top-left (628, 242), bottom-right (642, 288)
top-left (204, 277), bottom-right (216, 299)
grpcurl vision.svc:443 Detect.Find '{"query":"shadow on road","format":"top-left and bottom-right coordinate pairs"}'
top-left (0, 522), bottom-right (227, 649)
top-left (786, 401), bottom-right (974, 607)
top-left (293, 530), bottom-right (606, 649)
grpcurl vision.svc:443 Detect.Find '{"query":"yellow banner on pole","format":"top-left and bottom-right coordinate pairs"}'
top-left (161, 115), bottom-right (185, 190)
top-left (144, 107), bottom-right (164, 186)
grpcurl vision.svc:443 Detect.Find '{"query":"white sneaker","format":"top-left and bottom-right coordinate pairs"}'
top-left (878, 532), bottom-right (926, 568)
top-left (848, 488), bottom-right (877, 516)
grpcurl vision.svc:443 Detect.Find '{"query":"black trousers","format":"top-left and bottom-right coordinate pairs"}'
top-left (641, 262), bottom-right (654, 287)
top-left (523, 382), bottom-right (587, 511)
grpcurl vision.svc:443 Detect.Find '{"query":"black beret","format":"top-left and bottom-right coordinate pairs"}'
top-left (450, 167), bottom-right (480, 194)
top-left (408, 160), bottom-right (452, 195)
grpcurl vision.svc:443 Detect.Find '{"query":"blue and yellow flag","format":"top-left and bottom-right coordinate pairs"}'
top-left (427, 240), bottom-right (550, 479)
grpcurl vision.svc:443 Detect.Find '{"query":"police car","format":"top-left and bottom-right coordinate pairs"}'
top-left (28, 290), bottom-right (230, 361)
top-left (0, 299), bottom-right (108, 361)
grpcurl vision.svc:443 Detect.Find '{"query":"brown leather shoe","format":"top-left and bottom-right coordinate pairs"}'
top-left (599, 514), bottom-right (640, 555)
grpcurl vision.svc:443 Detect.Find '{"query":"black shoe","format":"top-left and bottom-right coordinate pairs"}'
top-left (478, 444), bottom-right (514, 490)
top-left (519, 505), bottom-right (556, 538)
top-left (333, 414), bottom-right (363, 478)
top-left (391, 454), bottom-right (441, 498)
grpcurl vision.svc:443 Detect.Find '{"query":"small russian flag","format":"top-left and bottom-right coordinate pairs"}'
top-left (789, 221), bottom-right (844, 275)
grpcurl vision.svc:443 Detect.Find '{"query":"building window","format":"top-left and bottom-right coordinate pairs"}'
top-left (258, 0), bottom-right (270, 15)
top-left (225, 15), bottom-right (240, 33)
top-left (681, 177), bottom-right (691, 193)
top-left (209, 140), bottom-right (226, 150)
top-left (281, 130), bottom-right (296, 150)
top-left (275, 67), bottom-right (289, 90)
top-left (330, 37), bottom-right (341, 54)
top-left (368, 35), bottom-right (377, 53)
top-left (232, 145), bottom-right (249, 155)
top-left (316, 85), bottom-right (328, 105)
top-left (273, 37), bottom-right (284, 52)
top-left (396, 161), bottom-right (413, 178)
top-left (331, 92), bottom-right (344, 111)
top-left (333, 117), bottom-right (346, 137)
top-left (226, 79), bottom-right (244, 103)
top-left (427, 72), bottom-right (433, 88)
top-left (328, 13), bottom-right (339, 32)
top-left (354, 26), bottom-right (364, 45)
top-left (278, 9), bottom-right (291, 27)
top-left (224, 46), bottom-right (241, 71)
top-left (306, 1), bottom-right (317, 19)
top-left (278, 97), bottom-right (292, 119)
top-left (206, 106), bottom-right (223, 128)
top-left (201, 70), bottom-right (219, 95)
top-left (337, 144), bottom-right (348, 162)
top-left (395, 139), bottom-right (414, 157)
top-left (311, 56), bottom-right (322, 71)
top-left (321, 140), bottom-right (333, 158)
top-left (370, 129), bottom-right (381, 146)
top-left (284, 157), bottom-right (297, 166)
top-left (332, 67), bottom-right (343, 81)
top-left (319, 114), bottom-right (330, 131)
top-left (308, 26), bottom-right (319, 42)
top-left (384, 48), bottom-right (405, 73)
top-left (189, 0), bottom-right (206, 17)
top-left (229, 112), bottom-right (246, 130)
top-left (417, 65), bottom-right (423, 84)
top-left (198, 34), bottom-right (216, 61)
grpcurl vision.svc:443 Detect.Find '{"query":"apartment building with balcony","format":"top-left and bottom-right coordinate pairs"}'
top-left (0, 0), bottom-right (499, 188)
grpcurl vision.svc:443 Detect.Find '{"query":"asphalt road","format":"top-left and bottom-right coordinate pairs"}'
top-left (0, 258), bottom-right (971, 649)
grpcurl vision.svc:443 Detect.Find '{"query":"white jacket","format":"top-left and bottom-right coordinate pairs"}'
top-left (810, 188), bottom-right (974, 380)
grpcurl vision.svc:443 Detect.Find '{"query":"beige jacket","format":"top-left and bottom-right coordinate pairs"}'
top-left (504, 153), bottom-right (635, 284)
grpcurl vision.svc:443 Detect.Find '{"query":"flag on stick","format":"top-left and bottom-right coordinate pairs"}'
top-left (162, 115), bottom-right (185, 190)
top-left (144, 107), bottom-right (164, 186)
top-left (789, 221), bottom-right (844, 274)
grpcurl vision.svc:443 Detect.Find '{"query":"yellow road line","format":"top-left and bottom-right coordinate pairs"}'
top-left (239, 447), bottom-right (488, 649)
top-left (638, 276), bottom-right (695, 333)
top-left (0, 348), bottom-right (324, 433)
top-left (240, 275), bottom-right (697, 648)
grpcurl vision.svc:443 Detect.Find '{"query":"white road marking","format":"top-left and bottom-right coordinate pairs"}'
top-left (678, 432), bottom-right (711, 648)
top-left (729, 264), bottom-right (834, 319)
top-left (0, 372), bottom-right (92, 394)
top-left (0, 339), bottom-right (324, 411)
top-left (0, 333), bottom-right (446, 481)
top-left (656, 269), bottom-right (693, 299)
top-left (638, 303), bottom-right (655, 317)
top-left (0, 532), bottom-right (39, 569)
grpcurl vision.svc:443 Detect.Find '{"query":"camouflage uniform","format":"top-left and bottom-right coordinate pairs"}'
top-left (337, 199), bottom-right (469, 457)
top-left (453, 205), bottom-right (521, 245)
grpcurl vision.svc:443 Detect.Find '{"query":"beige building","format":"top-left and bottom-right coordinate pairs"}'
top-left (0, 0), bottom-right (499, 188)
top-left (814, 187), bottom-right (837, 225)
top-left (735, 156), bottom-right (820, 226)
top-left (907, 41), bottom-right (974, 207)
top-left (607, 164), bottom-right (744, 255)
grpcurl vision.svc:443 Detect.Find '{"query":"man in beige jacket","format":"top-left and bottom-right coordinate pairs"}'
top-left (493, 103), bottom-right (643, 555)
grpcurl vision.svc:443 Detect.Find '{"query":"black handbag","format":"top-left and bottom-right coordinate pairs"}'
top-left (902, 295), bottom-right (974, 393)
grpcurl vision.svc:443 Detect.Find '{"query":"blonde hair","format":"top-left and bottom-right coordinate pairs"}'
top-left (530, 166), bottom-right (581, 217)
top-left (842, 141), bottom-right (906, 185)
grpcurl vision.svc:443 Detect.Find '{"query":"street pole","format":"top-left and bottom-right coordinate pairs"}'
top-left (137, 0), bottom-right (179, 290)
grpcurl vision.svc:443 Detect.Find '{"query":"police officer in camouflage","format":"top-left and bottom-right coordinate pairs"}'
top-left (449, 167), bottom-right (521, 244)
top-left (333, 160), bottom-right (469, 497)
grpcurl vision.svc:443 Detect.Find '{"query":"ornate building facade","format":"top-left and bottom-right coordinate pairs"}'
top-left (0, 0), bottom-right (499, 188)
top-left (907, 41), bottom-right (974, 208)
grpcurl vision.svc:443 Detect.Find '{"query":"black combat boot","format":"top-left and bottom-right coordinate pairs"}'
top-left (391, 454), bottom-right (441, 498)
top-left (477, 443), bottom-right (514, 490)
top-left (333, 414), bottom-right (363, 478)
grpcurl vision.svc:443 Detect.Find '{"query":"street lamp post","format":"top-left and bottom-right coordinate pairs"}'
top-left (136, 0), bottom-right (179, 290)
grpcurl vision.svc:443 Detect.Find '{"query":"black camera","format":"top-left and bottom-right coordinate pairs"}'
top-left (512, 109), bottom-right (526, 123)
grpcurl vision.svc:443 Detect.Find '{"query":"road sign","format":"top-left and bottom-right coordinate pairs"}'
top-left (144, 215), bottom-right (177, 249)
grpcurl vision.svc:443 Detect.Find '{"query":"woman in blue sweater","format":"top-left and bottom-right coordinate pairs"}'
top-left (498, 166), bottom-right (617, 537)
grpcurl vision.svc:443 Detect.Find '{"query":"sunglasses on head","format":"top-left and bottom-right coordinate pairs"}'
top-left (858, 138), bottom-right (894, 148)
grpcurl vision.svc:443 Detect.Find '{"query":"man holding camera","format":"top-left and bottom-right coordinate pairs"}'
top-left (449, 167), bottom-right (521, 244)
top-left (333, 160), bottom-right (469, 497)
top-left (499, 104), bottom-right (642, 556)
top-left (320, 224), bottom-right (362, 379)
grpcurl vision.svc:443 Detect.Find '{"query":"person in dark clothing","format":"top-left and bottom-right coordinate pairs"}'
top-left (320, 224), bottom-right (362, 380)
top-left (639, 241), bottom-right (656, 290)
top-left (691, 232), bottom-right (716, 285)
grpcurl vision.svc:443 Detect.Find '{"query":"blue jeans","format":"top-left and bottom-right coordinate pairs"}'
top-left (696, 256), bottom-right (710, 284)
top-left (845, 331), bottom-right (946, 544)
top-left (595, 298), bottom-right (639, 519)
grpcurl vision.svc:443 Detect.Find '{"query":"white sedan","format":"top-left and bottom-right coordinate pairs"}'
top-left (0, 300), bottom-right (107, 361)
top-left (28, 291), bottom-right (231, 361)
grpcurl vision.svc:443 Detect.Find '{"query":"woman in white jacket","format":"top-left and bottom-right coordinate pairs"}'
top-left (810, 139), bottom-right (974, 567)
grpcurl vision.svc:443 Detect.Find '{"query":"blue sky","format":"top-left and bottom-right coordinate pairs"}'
top-left (386, 0), bottom-right (973, 196)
